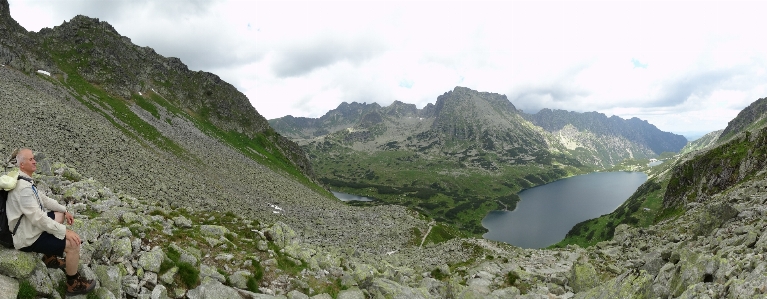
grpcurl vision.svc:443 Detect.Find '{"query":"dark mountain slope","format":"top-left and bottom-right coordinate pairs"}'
top-left (0, 13), bottom-right (313, 180)
top-left (525, 108), bottom-right (688, 154)
top-left (719, 97), bottom-right (767, 142)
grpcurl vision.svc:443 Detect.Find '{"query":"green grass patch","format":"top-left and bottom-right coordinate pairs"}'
top-left (17, 280), bottom-right (36, 299)
top-left (178, 262), bottom-right (200, 287)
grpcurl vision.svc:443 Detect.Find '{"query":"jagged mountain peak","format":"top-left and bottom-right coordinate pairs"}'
top-left (435, 86), bottom-right (518, 115)
top-left (53, 14), bottom-right (121, 35)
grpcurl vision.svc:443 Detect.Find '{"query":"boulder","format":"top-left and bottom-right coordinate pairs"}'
top-left (200, 225), bottom-right (230, 238)
top-left (187, 279), bottom-right (243, 299)
top-left (138, 247), bottom-right (166, 273)
top-left (364, 277), bottom-right (430, 299)
top-left (95, 264), bottom-right (124, 298)
top-left (172, 216), bottom-right (193, 228)
top-left (569, 260), bottom-right (600, 293)
top-left (337, 287), bottom-right (365, 299)
top-left (0, 275), bottom-right (18, 298)
top-left (27, 267), bottom-right (55, 297)
top-left (264, 222), bottom-right (298, 248)
top-left (0, 249), bottom-right (37, 278)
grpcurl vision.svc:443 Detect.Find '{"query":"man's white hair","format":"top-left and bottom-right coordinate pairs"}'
top-left (15, 148), bottom-right (32, 168)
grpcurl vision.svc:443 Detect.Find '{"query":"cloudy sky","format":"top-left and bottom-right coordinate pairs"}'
top-left (9, 1), bottom-right (767, 138)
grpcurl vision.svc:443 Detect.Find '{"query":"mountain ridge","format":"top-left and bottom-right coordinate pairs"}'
top-left (270, 86), bottom-right (687, 233)
top-left (4, 2), bottom-right (767, 298)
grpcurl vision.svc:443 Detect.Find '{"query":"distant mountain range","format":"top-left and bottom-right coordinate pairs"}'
top-left (270, 86), bottom-right (688, 233)
top-left (271, 87), bottom-right (687, 169)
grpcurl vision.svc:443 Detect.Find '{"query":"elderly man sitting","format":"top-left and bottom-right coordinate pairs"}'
top-left (6, 148), bottom-right (95, 295)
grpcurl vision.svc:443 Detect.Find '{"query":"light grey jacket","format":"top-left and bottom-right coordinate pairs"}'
top-left (6, 172), bottom-right (67, 249)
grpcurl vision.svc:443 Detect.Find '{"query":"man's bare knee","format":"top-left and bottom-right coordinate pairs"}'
top-left (64, 239), bottom-right (80, 253)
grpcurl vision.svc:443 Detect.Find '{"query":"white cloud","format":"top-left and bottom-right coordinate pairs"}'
top-left (8, 0), bottom-right (767, 136)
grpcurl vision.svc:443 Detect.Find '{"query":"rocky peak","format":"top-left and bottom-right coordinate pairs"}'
top-left (385, 100), bottom-right (419, 117)
top-left (1, 0), bottom-right (9, 18)
top-left (0, 0), bottom-right (25, 36)
top-left (56, 15), bottom-right (121, 35)
top-left (719, 97), bottom-right (767, 141)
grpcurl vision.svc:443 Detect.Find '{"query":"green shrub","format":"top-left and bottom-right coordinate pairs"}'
top-left (506, 271), bottom-right (519, 285)
top-left (252, 259), bottom-right (264, 281)
top-left (166, 246), bottom-right (181, 263)
top-left (178, 262), bottom-right (200, 288)
top-left (159, 258), bottom-right (175, 274)
top-left (430, 268), bottom-right (447, 280)
top-left (246, 276), bottom-right (260, 293)
top-left (17, 280), bottom-right (36, 299)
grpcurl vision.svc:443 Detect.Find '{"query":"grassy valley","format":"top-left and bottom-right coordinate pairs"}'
top-left (273, 87), bottom-right (687, 238)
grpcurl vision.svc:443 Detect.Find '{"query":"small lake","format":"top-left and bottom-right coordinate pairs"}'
top-left (332, 191), bottom-right (375, 202)
top-left (481, 171), bottom-right (647, 248)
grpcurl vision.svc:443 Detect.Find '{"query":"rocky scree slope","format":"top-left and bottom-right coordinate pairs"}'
top-left (0, 64), bottom-right (431, 259)
top-left (0, 5), bottom-right (313, 181)
top-left (0, 155), bottom-right (597, 299)
top-left (6, 123), bottom-right (766, 299)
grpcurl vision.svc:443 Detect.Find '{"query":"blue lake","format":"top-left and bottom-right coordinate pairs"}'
top-left (332, 191), bottom-right (375, 202)
top-left (481, 171), bottom-right (647, 249)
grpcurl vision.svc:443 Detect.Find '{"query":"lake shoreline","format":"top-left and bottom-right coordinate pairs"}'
top-left (481, 171), bottom-right (648, 248)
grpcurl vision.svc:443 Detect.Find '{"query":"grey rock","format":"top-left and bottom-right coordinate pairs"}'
top-left (0, 249), bottom-right (36, 278)
top-left (287, 290), bottom-right (309, 299)
top-left (158, 265), bottom-right (177, 285)
top-left (27, 267), bottom-right (55, 297)
top-left (337, 287), bottom-right (365, 299)
top-left (172, 216), bottom-right (193, 228)
top-left (0, 275), bottom-right (19, 298)
top-left (229, 270), bottom-right (252, 289)
top-left (151, 284), bottom-right (170, 299)
top-left (138, 248), bottom-right (166, 273)
top-left (199, 264), bottom-right (226, 283)
top-left (95, 265), bottom-right (124, 298)
top-left (111, 237), bottom-right (133, 261)
top-left (364, 277), bottom-right (430, 299)
top-left (187, 279), bottom-right (243, 299)
top-left (94, 288), bottom-right (117, 299)
top-left (200, 225), bottom-right (230, 238)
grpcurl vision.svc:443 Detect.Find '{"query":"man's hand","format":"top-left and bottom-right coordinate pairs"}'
top-left (65, 229), bottom-right (81, 246)
top-left (64, 212), bottom-right (74, 225)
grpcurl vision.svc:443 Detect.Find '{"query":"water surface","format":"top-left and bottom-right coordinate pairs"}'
top-left (482, 171), bottom-right (647, 248)
top-left (332, 191), bottom-right (375, 202)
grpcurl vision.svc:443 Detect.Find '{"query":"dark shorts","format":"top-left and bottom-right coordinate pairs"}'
top-left (20, 211), bottom-right (65, 256)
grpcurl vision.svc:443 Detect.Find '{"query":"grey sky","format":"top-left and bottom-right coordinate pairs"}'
top-left (9, 0), bottom-right (767, 137)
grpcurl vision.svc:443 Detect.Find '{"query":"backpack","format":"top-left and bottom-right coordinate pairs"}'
top-left (0, 176), bottom-right (23, 248)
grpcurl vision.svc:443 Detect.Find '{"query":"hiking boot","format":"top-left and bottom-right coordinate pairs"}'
top-left (42, 254), bottom-right (65, 270)
top-left (66, 275), bottom-right (95, 296)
